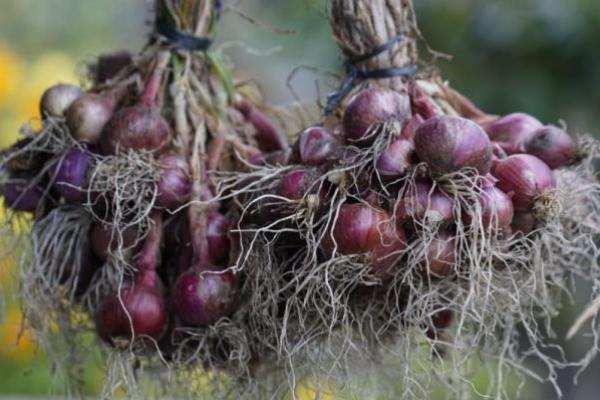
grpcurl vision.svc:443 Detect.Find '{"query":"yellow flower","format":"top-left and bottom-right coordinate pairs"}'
top-left (0, 306), bottom-right (35, 362)
top-left (296, 378), bottom-right (337, 400)
top-left (0, 43), bottom-right (23, 110)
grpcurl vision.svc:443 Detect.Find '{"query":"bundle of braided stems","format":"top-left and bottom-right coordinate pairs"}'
top-left (2, 0), bottom-right (600, 398)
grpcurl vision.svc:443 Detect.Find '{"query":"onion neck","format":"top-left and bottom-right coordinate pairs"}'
top-left (330, 0), bottom-right (419, 93)
top-left (154, 0), bottom-right (218, 41)
top-left (135, 211), bottom-right (164, 272)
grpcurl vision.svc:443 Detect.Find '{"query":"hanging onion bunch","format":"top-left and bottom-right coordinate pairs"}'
top-left (214, 0), bottom-right (600, 398)
top-left (0, 0), bottom-right (301, 397)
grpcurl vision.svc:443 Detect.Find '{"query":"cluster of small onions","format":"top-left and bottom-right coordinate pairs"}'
top-left (0, 51), bottom-right (260, 348)
top-left (260, 86), bottom-right (575, 333)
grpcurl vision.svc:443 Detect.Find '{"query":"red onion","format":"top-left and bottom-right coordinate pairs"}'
top-left (90, 223), bottom-right (139, 261)
top-left (376, 138), bottom-right (414, 181)
top-left (327, 203), bottom-right (392, 254)
top-left (511, 211), bottom-right (536, 235)
top-left (235, 100), bottom-right (288, 153)
top-left (2, 178), bottom-right (45, 212)
top-left (369, 223), bottom-right (407, 276)
top-left (491, 142), bottom-right (508, 161)
top-left (294, 127), bottom-right (339, 166)
top-left (277, 169), bottom-right (317, 200)
top-left (469, 185), bottom-right (514, 230)
top-left (100, 105), bottom-right (172, 155)
top-left (171, 268), bottom-right (239, 327)
top-left (187, 212), bottom-right (231, 265)
top-left (97, 213), bottom-right (167, 344)
top-left (40, 83), bottom-right (83, 118)
top-left (342, 88), bottom-right (411, 145)
top-left (431, 309), bottom-right (453, 329)
top-left (414, 115), bottom-right (493, 176)
top-left (51, 147), bottom-right (92, 203)
top-left (400, 114), bottom-right (424, 144)
top-left (423, 233), bottom-right (456, 279)
top-left (94, 51), bottom-right (132, 84)
top-left (524, 126), bottom-right (575, 169)
top-left (484, 113), bottom-right (542, 155)
top-left (395, 181), bottom-right (454, 226)
top-left (66, 92), bottom-right (120, 144)
top-left (492, 154), bottom-right (556, 211)
top-left (97, 269), bottom-right (167, 344)
top-left (155, 154), bottom-right (191, 209)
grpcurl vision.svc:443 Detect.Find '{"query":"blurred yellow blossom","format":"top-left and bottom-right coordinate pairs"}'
top-left (296, 378), bottom-right (337, 400)
top-left (0, 307), bottom-right (35, 362)
top-left (0, 43), bottom-right (23, 110)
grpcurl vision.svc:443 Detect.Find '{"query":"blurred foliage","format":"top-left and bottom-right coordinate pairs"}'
top-left (0, 0), bottom-right (599, 398)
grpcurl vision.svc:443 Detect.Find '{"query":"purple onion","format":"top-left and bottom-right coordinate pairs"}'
top-left (66, 92), bottom-right (120, 144)
top-left (2, 178), bottom-right (45, 212)
top-left (484, 113), bottom-right (543, 155)
top-left (155, 154), bottom-right (191, 209)
top-left (40, 83), bottom-right (83, 118)
top-left (493, 154), bottom-right (556, 211)
top-left (511, 211), bottom-right (536, 235)
top-left (171, 268), bottom-right (239, 327)
top-left (51, 147), bottom-right (92, 203)
top-left (277, 169), bottom-right (317, 200)
top-left (423, 233), bottom-right (456, 279)
top-left (395, 181), bottom-right (454, 226)
top-left (294, 127), bottom-right (339, 166)
top-left (343, 88), bottom-right (411, 145)
top-left (524, 126), bottom-right (575, 169)
top-left (474, 185), bottom-right (514, 230)
top-left (100, 105), bottom-right (172, 155)
top-left (414, 115), bottom-right (493, 176)
top-left (376, 138), bottom-right (414, 181)
top-left (96, 270), bottom-right (167, 344)
top-left (90, 223), bottom-right (139, 261)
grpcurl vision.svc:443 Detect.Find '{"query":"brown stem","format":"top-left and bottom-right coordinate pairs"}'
top-left (330, 0), bottom-right (419, 90)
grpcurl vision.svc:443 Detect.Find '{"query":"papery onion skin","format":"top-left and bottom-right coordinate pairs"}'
top-left (524, 126), bottom-right (575, 169)
top-left (294, 127), bottom-right (339, 166)
top-left (155, 154), bottom-right (191, 209)
top-left (172, 268), bottom-right (239, 328)
top-left (51, 147), bottom-right (92, 203)
top-left (369, 222), bottom-right (407, 276)
top-left (40, 83), bottom-right (83, 118)
top-left (484, 113), bottom-right (543, 155)
top-left (101, 105), bottom-right (172, 155)
top-left (414, 115), bottom-right (493, 176)
top-left (235, 100), bottom-right (288, 153)
top-left (66, 93), bottom-right (119, 144)
top-left (343, 88), bottom-right (411, 145)
top-left (395, 181), bottom-right (454, 227)
top-left (492, 154), bottom-right (556, 211)
top-left (375, 138), bottom-right (414, 181)
top-left (467, 185), bottom-right (514, 231)
top-left (327, 203), bottom-right (391, 254)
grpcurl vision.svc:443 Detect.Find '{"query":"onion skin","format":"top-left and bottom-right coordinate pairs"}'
top-left (40, 83), bottom-right (83, 118)
top-left (414, 115), bottom-right (493, 176)
top-left (235, 100), bottom-right (288, 153)
top-left (155, 154), bottom-right (191, 209)
top-left (2, 178), bottom-right (45, 212)
top-left (66, 93), bottom-right (119, 144)
top-left (473, 185), bottom-right (514, 230)
top-left (172, 268), bottom-right (239, 327)
top-left (395, 181), bottom-right (454, 227)
top-left (376, 138), bottom-right (414, 181)
top-left (96, 271), bottom-right (167, 344)
top-left (400, 114), bottom-right (424, 144)
top-left (484, 113), bottom-right (542, 155)
top-left (101, 105), bottom-right (172, 155)
top-left (369, 223), bottom-right (407, 276)
top-left (343, 88), bottom-right (411, 145)
top-left (423, 234), bottom-right (456, 279)
top-left (277, 169), bottom-right (317, 200)
top-left (90, 223), bottom-right (138, 261)
top-left (294, 127), bottom-right (339, 166)
top-left (327, 203), bottom-right (392, 254)
top-left (492, 154), bottom-right (556, 211)
top-left (51, 147), bottom-right (92, 203)
top-left (524, 126), bottom-right (575, 169)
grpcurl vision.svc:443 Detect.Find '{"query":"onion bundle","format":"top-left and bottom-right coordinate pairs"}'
top-left (213, 0), bottom-right (600, 398)
top-left (2, 0), bottom-right (600, 399)
top-left (0, 0), bottom-right (304, 398)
